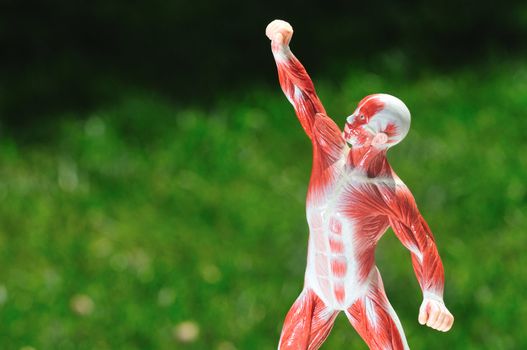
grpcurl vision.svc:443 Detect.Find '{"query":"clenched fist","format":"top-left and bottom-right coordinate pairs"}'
top-left (266, 19), bottom-right (293, 46)
top-left (418, 297), bottom-right (454, 332)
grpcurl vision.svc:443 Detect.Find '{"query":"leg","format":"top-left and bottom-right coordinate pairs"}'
top-left (278, 288), bottom-right (338, 350)
top-left (345, 269), bottom-right (410, 350)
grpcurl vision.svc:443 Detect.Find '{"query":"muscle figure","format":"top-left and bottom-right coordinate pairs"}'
top-left (265, 20), bottom-right (454, 350)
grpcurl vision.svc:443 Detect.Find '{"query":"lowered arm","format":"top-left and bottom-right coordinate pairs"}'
top-left (386, 181), bottom-right (454, 332)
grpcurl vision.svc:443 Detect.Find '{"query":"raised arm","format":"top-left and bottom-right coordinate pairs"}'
top-left (386, 182), bottom-right (454, 332)
top-left (266, 20), bottom-right (327, 139)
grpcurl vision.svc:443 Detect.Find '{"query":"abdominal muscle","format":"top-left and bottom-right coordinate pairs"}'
top-left (305, 208), bottom-right (374, 310)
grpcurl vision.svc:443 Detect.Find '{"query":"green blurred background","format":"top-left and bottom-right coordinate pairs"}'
top-left (1, 1), bottom-right (527, 349)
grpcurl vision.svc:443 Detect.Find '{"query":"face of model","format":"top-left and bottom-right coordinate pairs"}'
top-left (343, 95), bottom-right (385, 148)
top-left (343, 113), bottom-right (373, 147)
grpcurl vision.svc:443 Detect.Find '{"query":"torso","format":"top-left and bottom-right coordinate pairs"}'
top-left (304, 148), bottom-right (395, 310)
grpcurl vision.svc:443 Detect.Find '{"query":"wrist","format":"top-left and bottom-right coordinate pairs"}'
top-left (272, 42), bottom-right (291, 59)
top-left (423, 291), bottom-right (444, 303)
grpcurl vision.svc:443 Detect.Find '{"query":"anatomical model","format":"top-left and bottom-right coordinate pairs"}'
top-left (266, 20), bottom-right (454, 350)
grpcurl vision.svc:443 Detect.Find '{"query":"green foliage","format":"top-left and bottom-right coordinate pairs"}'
top-left (0, 60), bottom-right (526, 349)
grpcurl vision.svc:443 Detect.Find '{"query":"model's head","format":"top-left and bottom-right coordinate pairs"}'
top-left (343, 94), bottom-right (411, 149)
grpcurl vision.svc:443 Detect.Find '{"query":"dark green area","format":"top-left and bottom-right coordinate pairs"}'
top-left (0, 57), bottom-right (526, 348)
top-left (2, 0), bottom-right (527, 125)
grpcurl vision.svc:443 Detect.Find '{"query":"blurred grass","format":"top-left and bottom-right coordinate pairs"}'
top-left (0, 59), bottom-right (526, 349)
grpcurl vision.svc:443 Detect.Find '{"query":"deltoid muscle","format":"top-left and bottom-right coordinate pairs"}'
top-left (265, 20), bottom-right (454, 350)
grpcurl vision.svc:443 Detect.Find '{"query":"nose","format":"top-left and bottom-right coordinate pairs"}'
top-left (346, 114), bottom-right (355, 124)
top-left (343, 122), bottom-right (351, 139)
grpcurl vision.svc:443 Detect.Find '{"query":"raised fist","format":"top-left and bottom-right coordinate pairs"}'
top-left (265, 19), bottom-right (293, 46)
